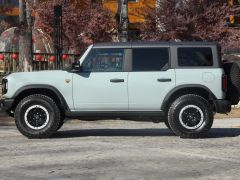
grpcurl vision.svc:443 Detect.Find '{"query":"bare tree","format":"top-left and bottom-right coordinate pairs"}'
top-left (0, 20), bottom-right (11, 34)
top-left (0, 5), bottom-right (14, 34)
top-left (18, 0), bottom-right (33, 72)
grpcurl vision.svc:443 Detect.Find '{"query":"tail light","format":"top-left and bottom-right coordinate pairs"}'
top-left (222, 75), bottom-right (228, 92)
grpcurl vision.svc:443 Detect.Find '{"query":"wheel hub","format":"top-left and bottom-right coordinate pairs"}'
top-left (24, 105), bottom-right (50, 130)
top-left (179, 105), bottom-right (204, 130)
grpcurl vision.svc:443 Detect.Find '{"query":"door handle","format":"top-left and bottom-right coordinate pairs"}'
top-left (157, 78), bottom-right (172, 82)
top-left (110, 79), bottom-right (124, 83)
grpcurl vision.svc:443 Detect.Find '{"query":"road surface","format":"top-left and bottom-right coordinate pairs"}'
top-left (0, 118), bottom-right (239, 180)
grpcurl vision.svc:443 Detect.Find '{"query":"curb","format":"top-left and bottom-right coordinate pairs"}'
top-left (0, 113), bottom-right (15, 126)
top-left (0, 121), bottom-right (15, 126)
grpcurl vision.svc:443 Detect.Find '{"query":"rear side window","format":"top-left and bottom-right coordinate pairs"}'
top-left (178, 47), bottom-right (213, 66)
top-left (132, 48), bottom-right (169, 71)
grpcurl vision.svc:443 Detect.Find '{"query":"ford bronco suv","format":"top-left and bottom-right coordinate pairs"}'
top-left (1, 42), bottom-right (240, 139)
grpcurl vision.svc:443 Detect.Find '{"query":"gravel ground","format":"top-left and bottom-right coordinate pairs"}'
top-left (0, 118), bottom-right (239, 180)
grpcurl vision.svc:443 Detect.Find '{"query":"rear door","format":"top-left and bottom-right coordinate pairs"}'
top-left (128, 47), bottom-right (176, 111)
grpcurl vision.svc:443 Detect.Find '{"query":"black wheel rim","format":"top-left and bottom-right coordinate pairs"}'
top-left (24, 105), bottom-right (50, 130)
top-left (179, 105), bottom-right (204, 130)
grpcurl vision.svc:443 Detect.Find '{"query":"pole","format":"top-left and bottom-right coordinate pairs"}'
top-left (54, 5), bottom-right (63, 69)
top-left (118, 0), bottom-right (128, 42)
top-left (18, 0), bottom-right (33, 72)
top-left (33, 0), bottom-right (37, 64)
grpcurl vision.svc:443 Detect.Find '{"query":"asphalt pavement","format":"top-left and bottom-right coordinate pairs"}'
top-left (0, 118), bottom-right (239, 180)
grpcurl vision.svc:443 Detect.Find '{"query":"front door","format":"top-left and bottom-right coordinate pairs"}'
top-left (72, 48), bottom-right (128, 111)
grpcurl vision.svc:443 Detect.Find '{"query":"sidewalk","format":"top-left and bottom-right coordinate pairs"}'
top-left (0, 113), bottom-right (14, 126)
top-left (0, 83), bottom-right (14, 125)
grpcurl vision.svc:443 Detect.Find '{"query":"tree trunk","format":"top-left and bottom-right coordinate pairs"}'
top-left (33, 0), bottom-right (38, 6)
top-left (18, 0), bottom-right (33, 72)
top-left (118, 0), bottom-right (128, 42)
top-left (156, 0), bottom-right (165, 32)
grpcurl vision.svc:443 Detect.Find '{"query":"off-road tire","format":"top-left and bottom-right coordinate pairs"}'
top-left (57, 119), bottom-right (64, 130)
top-left (15, 94), bottom-right (61, 139)
top-left (168, 94), bottom-right (213, 138)
top-left (164, 120), bottom-right (173, 133)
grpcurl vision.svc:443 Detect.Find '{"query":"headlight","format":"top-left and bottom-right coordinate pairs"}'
top-left (2, 79), bottom-right (8, 95)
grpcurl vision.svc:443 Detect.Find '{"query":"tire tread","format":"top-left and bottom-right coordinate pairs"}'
top-left (15, 94), bottom-right (61, 139)
top-left (168, 94), bottom-right (213, 138)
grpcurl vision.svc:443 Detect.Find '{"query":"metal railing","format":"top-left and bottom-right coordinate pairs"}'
top-left (0, 52), bottom-right (81, 75)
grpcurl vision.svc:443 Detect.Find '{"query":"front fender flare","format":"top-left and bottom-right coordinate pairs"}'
top-left (13, 84), bottom-right (70, 111)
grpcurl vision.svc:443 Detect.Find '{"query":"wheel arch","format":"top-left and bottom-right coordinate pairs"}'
top-left (161, 85), bottom-right (216, 112)
top-left (10, 85), bottom-right (70, 113)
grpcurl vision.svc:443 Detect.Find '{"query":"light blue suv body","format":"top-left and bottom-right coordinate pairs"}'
top-left (0, 42), bottom-right (235, 138)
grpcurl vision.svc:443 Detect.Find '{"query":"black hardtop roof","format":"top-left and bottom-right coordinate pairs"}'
top-left (93, 41), bottom-right (218, 48)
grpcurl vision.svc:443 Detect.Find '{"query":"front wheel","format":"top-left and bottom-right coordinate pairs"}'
top-left (15, 94), bottom-right (61, 139)
top-left (168, 94), bottom-right (213, 138)
top-left (164, 120), bottom-right (173, 133)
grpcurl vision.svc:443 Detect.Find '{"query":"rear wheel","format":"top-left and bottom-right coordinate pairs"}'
top-left (57, 119), bottom-right (64, 130)
top-left (168, 94), bottom-right (213, 138)
top-left (15, 94), bottom-right (61, 139)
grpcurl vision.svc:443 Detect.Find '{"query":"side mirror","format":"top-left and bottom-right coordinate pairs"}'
top-left (72, 61), bottom-right (82, 72)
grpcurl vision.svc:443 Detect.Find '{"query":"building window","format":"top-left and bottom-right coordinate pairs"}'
top-left (0, 0), bottom-right (18, 6)
top-left (129, 0), bottom-right (139, 2)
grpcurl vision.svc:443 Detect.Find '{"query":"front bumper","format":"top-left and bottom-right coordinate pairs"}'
top-left (214, 100), bottom-right (231, 114)
top-left (0, 98), bottom-right (14, 112)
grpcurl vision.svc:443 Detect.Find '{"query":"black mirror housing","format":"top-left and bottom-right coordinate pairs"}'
top-left (72, 61), bottom-right (82, 72)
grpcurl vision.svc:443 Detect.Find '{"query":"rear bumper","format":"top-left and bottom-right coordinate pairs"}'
top-left (214, 100), bottom-right (231, 114)
top-left (0, 99), bottom-right (14, 112)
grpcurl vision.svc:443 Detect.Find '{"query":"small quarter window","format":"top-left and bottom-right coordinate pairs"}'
top-left (178, 47), bottom-right (213, 66)
top-left (132, 48), bottom-right (169, 71)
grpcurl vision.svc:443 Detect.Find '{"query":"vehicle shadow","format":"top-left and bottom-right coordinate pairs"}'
top-left (52, 128), bottom-right (240, 139)
top-left (208, 128), bottom-right (240, 138)
top-left (53, 128), bottom-right (174, 138)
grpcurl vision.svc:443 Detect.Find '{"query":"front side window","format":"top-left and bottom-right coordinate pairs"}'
top-left (178, 47), bottom-right (213, 67)
top-left (82, 48), bottom-right (124, 72)
top-left (132, 48), bottom-right (169, 71)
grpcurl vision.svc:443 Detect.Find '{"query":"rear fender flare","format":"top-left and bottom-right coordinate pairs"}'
top-left (161, 84), bottom-right (216, 111)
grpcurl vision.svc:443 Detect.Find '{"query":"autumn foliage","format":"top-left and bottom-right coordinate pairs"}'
top-left (0, 6), bottom-right (14, 34)
top-left (35, 0), bottom-right (116, 53)
top-left (140, 0), bottom-right (240, 52)
top-left (2, 0), bottom-right (240, 54)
